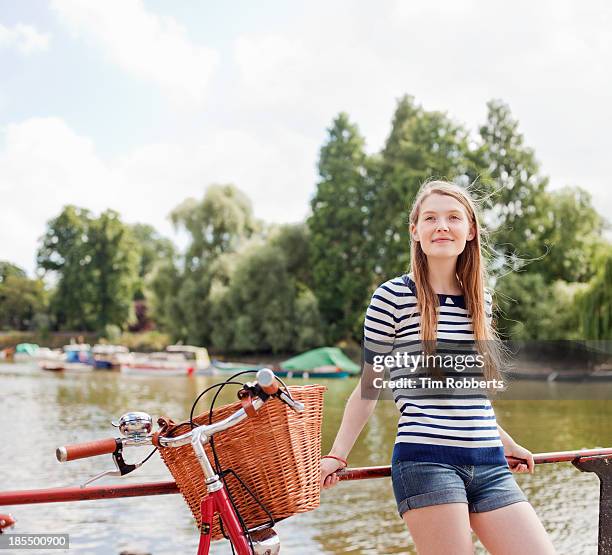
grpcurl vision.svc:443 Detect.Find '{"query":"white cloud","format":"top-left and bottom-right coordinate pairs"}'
top-left (0, 23), bottom-right (50, 54)
top-left (0, 117), bottom-right (315, 275)
top-left (50, 0), bottom-right (218, 104)
top-left (231, 0), bottom-right (612, 220)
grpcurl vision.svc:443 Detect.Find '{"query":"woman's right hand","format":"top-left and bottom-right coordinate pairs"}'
top-left (320, 457), bottom-right (345, 489)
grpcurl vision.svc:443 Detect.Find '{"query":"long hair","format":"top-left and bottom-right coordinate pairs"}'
top-left (409, 180), bottom-right (503, 382)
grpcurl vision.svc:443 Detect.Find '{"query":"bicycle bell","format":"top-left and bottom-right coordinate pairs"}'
top-left (111, 411), bottom-right (153, 440)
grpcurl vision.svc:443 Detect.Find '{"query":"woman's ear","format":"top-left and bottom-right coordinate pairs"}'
top-left (410, 223), bottom-right (419, 242)
top-left (466, 223), bottom-right (476, 241)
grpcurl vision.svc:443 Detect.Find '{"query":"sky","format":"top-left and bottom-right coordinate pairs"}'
top-left (1, 0), bottom-right (610, 276)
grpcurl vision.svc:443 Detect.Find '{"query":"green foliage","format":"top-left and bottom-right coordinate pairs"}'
top-left (151, 185), bottom-right (323, 352)
top-left (130, 223), bottom-right (176, 300)
top-left (494, 272), bottom-right (586, 340)
top-left (170, 184), bottom-right (259, 268)
top-left (117, 330), bottom-right (172, 352)
top-left (575, 247), bottom-right (612, 340)
top-left (148, 259), bottom-right (185, 335)
top-left (0, 262), bottom-right (48, 330)
top-left (37, 206), bottom-right (139, 331)
top-left (294, 286), bottom-right (324, 351)
top-left (370, 96), bottom-right (473, 279)
top-left (526, 187), bottom-right (606, 283)
top-left (89, 211), bottom-right (140, 329)
top-left (0, 261), bottom-right (26, 282)
top-left (474, 100), bottom-right (550, 273)
top-left (37, 206), bottom-right (97, 329)
top-left (308, 113), bottom-right (374, 342)
top-left (269, 223), bottom-right (314, 289)
top-left (208, 241), bottom-right (323, 353)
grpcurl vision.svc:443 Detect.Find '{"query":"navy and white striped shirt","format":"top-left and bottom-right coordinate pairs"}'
top-left (363, 274), bottom-right (506, 466)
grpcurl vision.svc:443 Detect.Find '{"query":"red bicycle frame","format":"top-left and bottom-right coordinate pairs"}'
top-left (197, 486), bottom-right (251, 555)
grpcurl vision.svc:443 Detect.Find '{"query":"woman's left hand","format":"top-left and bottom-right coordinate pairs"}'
top-left (505, 443), bottom-right (535, 474)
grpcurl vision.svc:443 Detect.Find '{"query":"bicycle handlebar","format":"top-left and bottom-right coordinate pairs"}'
top-left (56, 368), bottom-right (303, 463)
top-left (56, 438), bottom-right (119, 462)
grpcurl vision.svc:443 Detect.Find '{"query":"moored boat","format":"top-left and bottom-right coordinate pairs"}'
top-left (277, 347), bottom-right (360, 379)
top-left (63, 344), bottom-right (94, 372)
top-left (211, 360), bottom-right (264, 374)
top-left (120, 345), bottom-right (213, 377)
top-left (92, 344), bottom-right (130, 371)
top-left (38, 350), bottom-right (65, 372)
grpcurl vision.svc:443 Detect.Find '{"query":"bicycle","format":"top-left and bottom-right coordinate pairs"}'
top-left (54, 368), bottom-right (305, 555)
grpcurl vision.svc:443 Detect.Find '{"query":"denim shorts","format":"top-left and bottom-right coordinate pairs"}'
top-left (391, 459), bottom-right (527, 517)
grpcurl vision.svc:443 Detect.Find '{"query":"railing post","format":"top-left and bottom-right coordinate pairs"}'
top-left (573, 456), bottom-right (612, 555)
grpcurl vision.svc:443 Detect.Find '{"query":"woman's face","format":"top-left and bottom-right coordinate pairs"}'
top-left (410, 193), bottom-right (475, 259)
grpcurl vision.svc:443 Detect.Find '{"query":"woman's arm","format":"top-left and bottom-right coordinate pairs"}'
top-left (321, 363), bottom-right (380, 488)
top-left (328, 365), bottom-right (379, 459)
top-left (498, 424), bottom-right (535, 473)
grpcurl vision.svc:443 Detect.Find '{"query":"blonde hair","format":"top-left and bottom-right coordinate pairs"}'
top-left (409, 180), bottom-right (503, 382)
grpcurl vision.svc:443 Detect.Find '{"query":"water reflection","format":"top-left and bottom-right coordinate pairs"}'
top-left (0, 363), bottom-right (609, 554)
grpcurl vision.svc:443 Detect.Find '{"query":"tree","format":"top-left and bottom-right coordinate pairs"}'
top-left (88, 210), bottom-right (140, 330)
top-left (309, 113), bottom-right (374, 342)
top-left (268, 223), bottom-right (314, 289)
top-left (0, 262), bottom-right (47, 330)
top-left (0, 261), bottom-right (26, 283)
top-left (208, 241), bottom-right (324, 353)
top-left (130, 223), bottom-right (176, 298)
top-left (37, 206), bottom-right (98, 329)
top-left (170, 184), bottom-right (259, 269)
top-left (494, 272), bottom-right (586, 340)
top-left (475, 100), bottom-right (549, 270)
top-left (525, 187), bottom-right (606, 283)
top-left (209, 243), bottom-right (295, 352)
top-left (37, 206), bottom-right (139, 331)
top-left (370, 96), bottom-right (473, 280)
top-left (576, 247), bottom-right (612, 340)
top-left (150, 185), bottom-right (260, 344)
top-left (149, 258), bottom-right (186, 336)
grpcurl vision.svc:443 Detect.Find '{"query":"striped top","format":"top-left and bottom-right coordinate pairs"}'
top-left (363, 274), bottom-right (506, 466)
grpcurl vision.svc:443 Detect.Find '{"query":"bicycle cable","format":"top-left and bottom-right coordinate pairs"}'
top-left (139, 447), bottom-right (158, 465)
top-left (188, 371), bottom-right (261, 552)
top-left (189, 368), bottom-right (295, 552)
top-left (206, 372), bottom-right (259, 553)
top-left (207, 370), bottom-right (284, 552)
top-left (189, 381), bottom-right (245, 429)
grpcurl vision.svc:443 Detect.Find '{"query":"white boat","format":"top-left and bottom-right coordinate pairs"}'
top-left (38, 349), bottom-right (65, 372)
top-left (13, 344), bottom-right (57, 364)
top-left (120, 345), bottom-right (214, 377)
top-left (39, 344), bottom-right (94, 372)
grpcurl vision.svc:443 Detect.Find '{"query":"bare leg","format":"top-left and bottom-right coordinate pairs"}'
top-left (470, 501), bottom-right (556, 555)
top-left (402, 503), bottom-right (474, 555)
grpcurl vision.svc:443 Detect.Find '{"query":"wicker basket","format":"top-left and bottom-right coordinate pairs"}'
top-left (158, 384), bottom-right (326, 541)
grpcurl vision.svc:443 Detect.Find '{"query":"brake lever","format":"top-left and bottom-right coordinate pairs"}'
top-left (79, 442), bottom-right (142, 488)
top-left (80, 468), bottom-right (122, 488)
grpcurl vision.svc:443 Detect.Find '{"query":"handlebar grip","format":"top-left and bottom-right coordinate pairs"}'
top-left (256, 368), bottom-right (279, 395)
top-left (56, 438), bottom-right (119, 462)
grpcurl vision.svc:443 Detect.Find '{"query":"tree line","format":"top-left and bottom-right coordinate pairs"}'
top-left (1, 96), bottom-right (610, 350)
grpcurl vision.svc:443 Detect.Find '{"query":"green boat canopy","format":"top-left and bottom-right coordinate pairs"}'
top-left (15, 343), bottom-right (39, 354)
top-left (280, 347), bottom-right (360, 374)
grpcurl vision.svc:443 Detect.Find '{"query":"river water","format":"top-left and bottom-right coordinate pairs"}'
top-left (1, 362), bottom-right (610, 554)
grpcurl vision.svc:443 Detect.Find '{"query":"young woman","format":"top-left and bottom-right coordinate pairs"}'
top-left (320, 181), bottom-right (556, 554)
